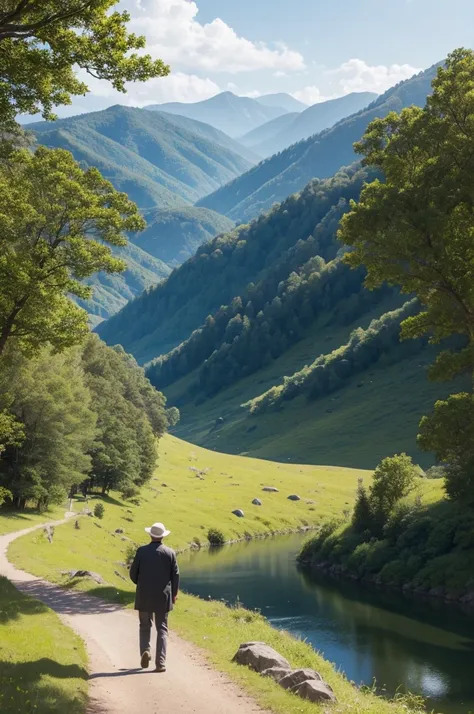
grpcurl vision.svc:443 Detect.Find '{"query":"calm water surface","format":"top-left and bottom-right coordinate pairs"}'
top-left (180, 533), bottom-right (474, 714)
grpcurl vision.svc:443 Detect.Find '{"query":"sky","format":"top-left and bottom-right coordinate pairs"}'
top-left (40, 0), bottom-right (474, 118)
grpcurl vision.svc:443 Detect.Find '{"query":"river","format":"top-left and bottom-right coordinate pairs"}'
top-left (179, 532), bottom-right (474, 714)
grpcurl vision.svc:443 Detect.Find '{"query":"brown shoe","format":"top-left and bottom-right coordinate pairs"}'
top-left (141, 651), bottom-right (151, 669)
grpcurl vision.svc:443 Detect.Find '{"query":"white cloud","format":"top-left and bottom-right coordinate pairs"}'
top-left (77, 69), bottom-right (220, 106)
top-left (331, 59), bottom-right (421, 94)
top-left (122, 0), bottom-right (305, 74)
top-left (291, 86), bottom-right (333, 105)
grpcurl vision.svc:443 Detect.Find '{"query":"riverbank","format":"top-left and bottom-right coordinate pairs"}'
top-left (297, 498), bottom-right (474, 610)
top-left (1, 522), bottom-right (428, 714)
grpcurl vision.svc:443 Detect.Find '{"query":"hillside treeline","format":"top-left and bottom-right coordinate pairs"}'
top-left (97, 165), bottom-right (378, 361)
top-left (0, 336), bottom-right (167, 510)
top-left (248, 300), bottom-right (424, 413)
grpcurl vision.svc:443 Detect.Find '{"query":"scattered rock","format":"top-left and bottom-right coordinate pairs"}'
top-left (278, 668), bottom-right (322, 690)
top-left (262, 487), bottom-right (279, 493)
top-left (232, 509), bottom-right (245, 518)
top-left (261, 667), bottom-right (292, 683)
top-left (115, 528), bottom-right (124, 534)
top-left (114, 570), bottom-right (127, 581)
top-left (291, 678), bottom-right (336, 703)
top-left (161, 483), bottom-right (168, 487)
top-left (233, 642), bottom-right (291, 673)
top-left (252, 498), bottom-right (262, 506)
top-left (64, 570), bottom-right (105, 585)
top-left (287, 494), bottom-right (301, 501)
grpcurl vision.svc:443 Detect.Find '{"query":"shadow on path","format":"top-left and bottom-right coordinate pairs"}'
top-left (14, 579), bottom-right (125, 617)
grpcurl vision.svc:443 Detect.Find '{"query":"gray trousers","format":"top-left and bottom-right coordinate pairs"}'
top-left (139, 611), bottom-right (168, 666)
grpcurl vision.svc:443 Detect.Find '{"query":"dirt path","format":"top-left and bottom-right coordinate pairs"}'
top-left (0, 518), bottom-right (268, 714)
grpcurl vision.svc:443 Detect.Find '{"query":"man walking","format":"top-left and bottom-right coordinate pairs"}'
top-left (130, 522), bottom-right (179, 673)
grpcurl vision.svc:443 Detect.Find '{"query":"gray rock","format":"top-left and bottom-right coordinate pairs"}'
top-left (261, 667), bottom-right (292, 683)
top-left (233, 642), bottom-right (291, 673)
top-left (232, 509), bottom-right (245, 518)
top-left (252, 498), bottom-right (262, 506)
top-left (279, 668), bottom-right (322, 690)
top-left (291, 678), bottom-right (336, 703)
top-left (287, 494), bottom-right (301, 501)
top-left (115, 528), bottom-right (124, 534)
top-left (262, 487), bottom-right (279, 493)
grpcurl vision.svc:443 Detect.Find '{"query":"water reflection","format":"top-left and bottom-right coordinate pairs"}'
top-left (180, 533), bottom-right (474, 714)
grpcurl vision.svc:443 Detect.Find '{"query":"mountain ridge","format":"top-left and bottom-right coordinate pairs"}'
top-left (197, 64), bottom-right (439, 222)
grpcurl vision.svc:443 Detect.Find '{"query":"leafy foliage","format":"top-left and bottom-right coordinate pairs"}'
top-left (340, 49), bottom-right (474, 384)
top-left (0, 336), bottom-right (167, 509)
top-left (0, 145), bottom-right (143, 357)
top-left (0, 0), bottom-right (169, 128)
top-left (207, 527), bottom-right (226, 546)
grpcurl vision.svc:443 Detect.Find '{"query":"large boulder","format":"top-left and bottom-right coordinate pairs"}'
top-left (287, 494), bottom-right (301, 501)
top-left (278, 668), bottom-right (322, 689)
top-left (252, 498), bottom-right (262, 506)
top-left (262, 487), bottom-right (279, 493)
top-left (261, 667), bottom-right (292, 683)
top-left (232, 509), bottom-right (245, 518)
top-left (233, 642), bottom-right (291, 673)
top-left (291, 678), bottom-right (336, 703)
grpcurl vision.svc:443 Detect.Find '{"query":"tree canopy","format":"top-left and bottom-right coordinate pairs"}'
top-left (0, 145), bottom-right (145, 356)
top-left (0, 0), bottom-right (169, 127)
top-left (339, 48), bottom-right (474, 383)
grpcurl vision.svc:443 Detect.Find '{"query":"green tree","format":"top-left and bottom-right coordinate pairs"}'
top-left (339, 48), bottom-right (474, 382)
top-left (418, 393), bottom-right (474, 503)
top-left (0, 145), bottom-right (145, 356)
top-left (0, 0), bottom-right (169, 128)
top-left (370, 454), bottom-right (418, 516)
top-left (166, 406), bottom-right (180, 428)
top-left (0, 347), bottom-right (96, 509)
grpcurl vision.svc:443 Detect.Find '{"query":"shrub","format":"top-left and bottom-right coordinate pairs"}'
top-left (207, 528), bottom-right (225, 546)
top-left (94, 502), bottom-right (105, 519)
top-left (0, 487), bottom-right (12, 507)
top-left (121, 485), bottom-right (140, 501)
top-left (352, 482), bottom-right (374, 533)
top-left (125, 543), bottom-right (137, 567)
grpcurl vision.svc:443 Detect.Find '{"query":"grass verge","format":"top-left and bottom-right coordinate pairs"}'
top-left (0, 576), bottom-right (88, 714)
top-left (0, 504), bottom-right (68, 536)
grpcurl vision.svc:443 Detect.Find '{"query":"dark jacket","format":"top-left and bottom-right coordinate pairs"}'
top-left (130, 541), bottom-right (179, 615)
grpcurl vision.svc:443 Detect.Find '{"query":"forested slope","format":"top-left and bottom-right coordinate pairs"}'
top-left (97, 165), bottom-right (376, 361)
top-left (31, 105), bottom-right (254, 210)
top-left (198, 64), bottom-right (439, 222)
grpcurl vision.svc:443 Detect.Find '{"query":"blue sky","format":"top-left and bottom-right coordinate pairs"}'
top-left (41, 0), bottom-right (474, 119)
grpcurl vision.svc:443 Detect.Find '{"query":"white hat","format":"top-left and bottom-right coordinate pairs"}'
top-left (145, 522), bottom-right (171, 539)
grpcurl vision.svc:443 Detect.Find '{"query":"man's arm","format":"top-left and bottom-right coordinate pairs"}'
top-left (129, 549), bottom-right (140, 585)
top-left (171, 552), bottom-right (180, 603)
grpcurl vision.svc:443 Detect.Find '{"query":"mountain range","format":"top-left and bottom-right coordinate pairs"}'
top-left (197, 64), bottom-right (439, 222)
top-left (146, 91), bottom-right (294, 138)
top-left (241, 92), bottom-right (377, 157)
top-left (29, 106), bottom-right (252, 321)
top-left (94, 58), bottom-right (460, 467)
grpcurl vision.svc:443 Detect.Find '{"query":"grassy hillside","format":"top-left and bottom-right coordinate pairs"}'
top-left (197, 64), bottom-right (439, 222)
top-left (0, 577), bottom-right (87, 714)
top-left (96, 165), bottom-right (374, 361)
top-left (166, 299), bottom-right (461, 469)
top-left (30, 105), bottom-right (254, 210)
top-left (254, 92), bottom-right (377, 158)
top-left (135, 207), bottom-right (234, 266)
top-left (7, 434), bottom-right (371, 577)
top-left (148, 91), bottom-right (289, 138)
